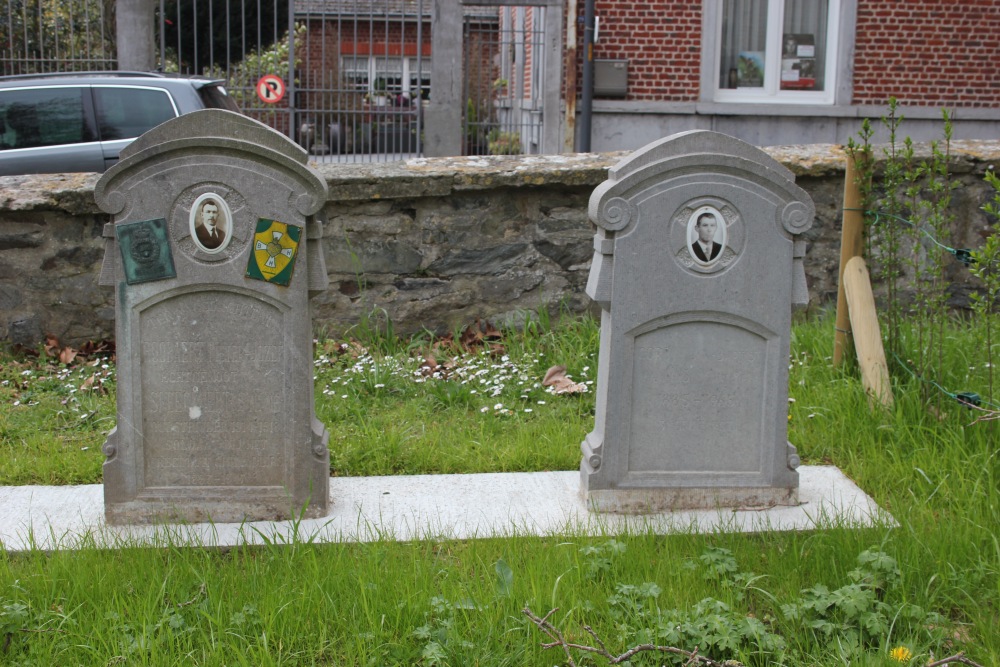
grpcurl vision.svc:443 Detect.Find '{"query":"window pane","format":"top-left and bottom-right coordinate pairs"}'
top-left (341, 56), bottom-right (369, 92)
top-left (780, 0), bottom-right (828, 91)
top-left (409, 59), bottom-right (430, 101)
top-left (94, 88), bottom-right (176, 141)
top-left (719, 0), bottom-right (768, 90)
top-left (373, 57), bottom-right (404, 94)
top-left (198, 85), bottom-right (241, 111)
top-left (0, 88), bottom-right (91, 150)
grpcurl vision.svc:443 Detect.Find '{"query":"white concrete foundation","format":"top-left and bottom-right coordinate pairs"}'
top-left (0, 466), bottom-right (891, 552)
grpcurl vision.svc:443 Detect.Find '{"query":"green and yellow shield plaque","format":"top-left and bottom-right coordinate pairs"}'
top-left (246, 218), bottom-right (301, 286)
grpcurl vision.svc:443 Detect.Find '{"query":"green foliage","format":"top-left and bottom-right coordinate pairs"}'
top-left (1, 314), bottom-right (999, 664)
top-left (487, 129), bottom-right (522, 155)
top-left (971, 169), bottom-right (1000, 399)
top-left (579, 539), bottom-right (627, 579)
top-left (202, 23), bottom-right (307, 110)
top-left (161, 0), bottom-right (289, 75)
top-left (698, 545), bottom-right (739, 581)
top-left (0, 0), bottom-right (116, 73)
top-left (595, 549), bottom-right (787, 665)
top-left (848, 102), bottom-right (987, 409)
top-left (780, 549), bottom-right (946, 659)
top-left (653, 597), bottom-right (786, 665)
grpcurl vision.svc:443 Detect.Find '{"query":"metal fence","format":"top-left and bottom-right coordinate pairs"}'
top-left (1, 0), bottom-right (117, 74)
top-left (2, 0), bottom-right (555, 161)
top-left (464, 5), bottom-right (544, 156)
top-left (291, 0), bottom-right (429, 161)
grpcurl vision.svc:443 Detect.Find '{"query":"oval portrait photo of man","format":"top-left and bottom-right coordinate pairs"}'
top-left (190, 193), bottom-right (232, 254)
top-left (687, 206), bottom-right (726, 265)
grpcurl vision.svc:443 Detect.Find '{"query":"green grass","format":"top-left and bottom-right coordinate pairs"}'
top-left (0, 311), bottom-right (998, 665)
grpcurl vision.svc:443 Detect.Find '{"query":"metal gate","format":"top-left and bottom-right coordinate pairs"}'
top-left (463, 4), bottom-right (545, 156)
top-left (1, 0), bottom-right (117, 74)
top-left (162, 0), bottom-right (430, 161)
top-left (293, 0), bottom-right (428, 161)
top-left (2, 0), bottom-right (563, 161)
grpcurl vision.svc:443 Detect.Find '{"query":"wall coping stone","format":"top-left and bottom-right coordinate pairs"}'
top-left (3, 142), bottom-right (1000, 212)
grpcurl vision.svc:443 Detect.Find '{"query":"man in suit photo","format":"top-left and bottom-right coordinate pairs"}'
top-left (691, 211), bottom-right (722, 262)
top-left (194, 198), bottom-right (226, 250)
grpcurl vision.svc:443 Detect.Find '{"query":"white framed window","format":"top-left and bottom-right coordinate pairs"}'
top-left (341, 55), bottom-right (430, 100)
top-left (711, 0), bottom-right (841, 105)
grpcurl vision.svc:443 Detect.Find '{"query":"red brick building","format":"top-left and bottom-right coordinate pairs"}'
top-left (291, 0), bottom-right (1000, 153)
top-left (579, 0), bottom-right (1000, 149)
top-left (293, 0), bottom-right (537, 155)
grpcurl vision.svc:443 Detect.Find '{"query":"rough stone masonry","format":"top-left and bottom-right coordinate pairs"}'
top-left (2, 142), bottom-right (999, 346)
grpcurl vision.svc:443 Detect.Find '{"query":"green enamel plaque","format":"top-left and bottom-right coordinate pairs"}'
top-left (245, 218), bottom-right (301, 287)
top-left (115, 218), bottom-right (177, 285)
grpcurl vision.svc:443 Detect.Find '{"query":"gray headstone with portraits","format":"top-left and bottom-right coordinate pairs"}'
top-left (581, 130), bottom-right (813, 512)
top-left (95, 109), bottom-right (331, 524)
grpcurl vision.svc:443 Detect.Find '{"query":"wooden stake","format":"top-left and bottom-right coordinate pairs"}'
top-left (844, 256), bottom-right (894, 409)
top-left (833, 150), bottom-right (867, 366)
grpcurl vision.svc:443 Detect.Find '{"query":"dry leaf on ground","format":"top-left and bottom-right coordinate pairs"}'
top-left (542, 365), bottom-right (587, 395)
top-left (419, 354), bottom-right (442, 377)
top-left (43, 334), bottom-right (60, 357)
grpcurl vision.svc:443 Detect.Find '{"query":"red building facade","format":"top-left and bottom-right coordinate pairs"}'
top-left (574, 0), bottom-right (1000, 149)
top-left (580, 0), bottom-right (1000, 107)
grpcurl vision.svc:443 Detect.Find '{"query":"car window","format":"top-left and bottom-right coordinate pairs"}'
top-left (93, 87), bottom-right (177, 141)
top-left (0, 87), bottom-right (94, 150)
top-left (198, 85), bottom-right (241, 112)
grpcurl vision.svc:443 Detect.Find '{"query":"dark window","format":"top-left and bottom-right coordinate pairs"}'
top-left (198, 85), bottom-right (241, 112)
top-left (0, 87), bottom-right (93, 150)
top-left (93, 87), bottom-right (177, 141)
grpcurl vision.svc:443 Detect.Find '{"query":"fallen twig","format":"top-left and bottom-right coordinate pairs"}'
top-left (174, 582), bottom-right (207, 608)
top-left (927, 653), bottom-right (986, 667)
top-left (523, 606), bottom-right (728, 666)
top-left (523, 607), bottom-right (987, 667)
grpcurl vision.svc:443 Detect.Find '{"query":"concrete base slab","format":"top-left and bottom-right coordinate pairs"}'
top-left (0, 466), bottom-right (891, 552)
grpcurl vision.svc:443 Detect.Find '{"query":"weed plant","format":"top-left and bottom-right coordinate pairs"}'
top-left (847, 102), bottom-right (978, 412)
top-left (1, 312), bottom-right (999, 665)
top-left (970, 169), bottom-right (1000, 400)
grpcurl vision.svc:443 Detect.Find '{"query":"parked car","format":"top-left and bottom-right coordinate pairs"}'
top-left (0, 71), bottom-right (241, 175)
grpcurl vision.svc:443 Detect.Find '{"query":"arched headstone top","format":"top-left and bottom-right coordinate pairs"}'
top-left (589, 130), bottom-right (812, 236)
top-left (95, 109), bottom-right (327, 217)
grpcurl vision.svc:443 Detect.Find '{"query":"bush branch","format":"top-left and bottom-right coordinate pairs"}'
top-left (523, 607), bottom-right (987, 667)
top-left (523, 606), bottom-right (727, 666)
top-left (927, 653), bottom-right (985, 667)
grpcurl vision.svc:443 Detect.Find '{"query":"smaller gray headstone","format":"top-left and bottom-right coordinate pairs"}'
top-left (581, 130), bottom-right (813, 512)
top-left (95, 110), bottom-right (331, 524)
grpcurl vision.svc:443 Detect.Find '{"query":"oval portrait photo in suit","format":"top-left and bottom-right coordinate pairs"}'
top-left (190, 193), bottom-right (232, 254)
top-left (687, 206), bottom-right (726, 265)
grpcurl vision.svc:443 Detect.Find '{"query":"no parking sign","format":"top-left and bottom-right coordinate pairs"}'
top-left (256, 74), bottom-right (286, 104)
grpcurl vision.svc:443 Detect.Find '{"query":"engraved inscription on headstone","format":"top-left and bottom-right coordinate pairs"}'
top-left (96, 109), bottom-right (331, 524)
top-left (140, 293), bottom-right (285, 488)
top-left (581, 131), bottom-right (814, 513)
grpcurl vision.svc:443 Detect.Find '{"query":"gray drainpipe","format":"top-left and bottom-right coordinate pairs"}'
top-left (578, 0), bottom-right (595, 152)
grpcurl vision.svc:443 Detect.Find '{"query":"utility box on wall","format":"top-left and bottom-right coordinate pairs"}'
top-left (594, 59), bottom-right (629, 97)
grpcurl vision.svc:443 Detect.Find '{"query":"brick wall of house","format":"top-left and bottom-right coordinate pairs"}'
top-left (573, 0), bottom-right (1000, 107)
top-left (853, 0), bottom-right (1000, 106)
top-left (581, 0), bottom-right (702, 101)
top-left (299, 19), bottom-right (431, 81)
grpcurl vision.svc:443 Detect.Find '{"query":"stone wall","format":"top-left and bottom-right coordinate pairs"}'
top-left (2, 142), bottom-right (999, 346)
